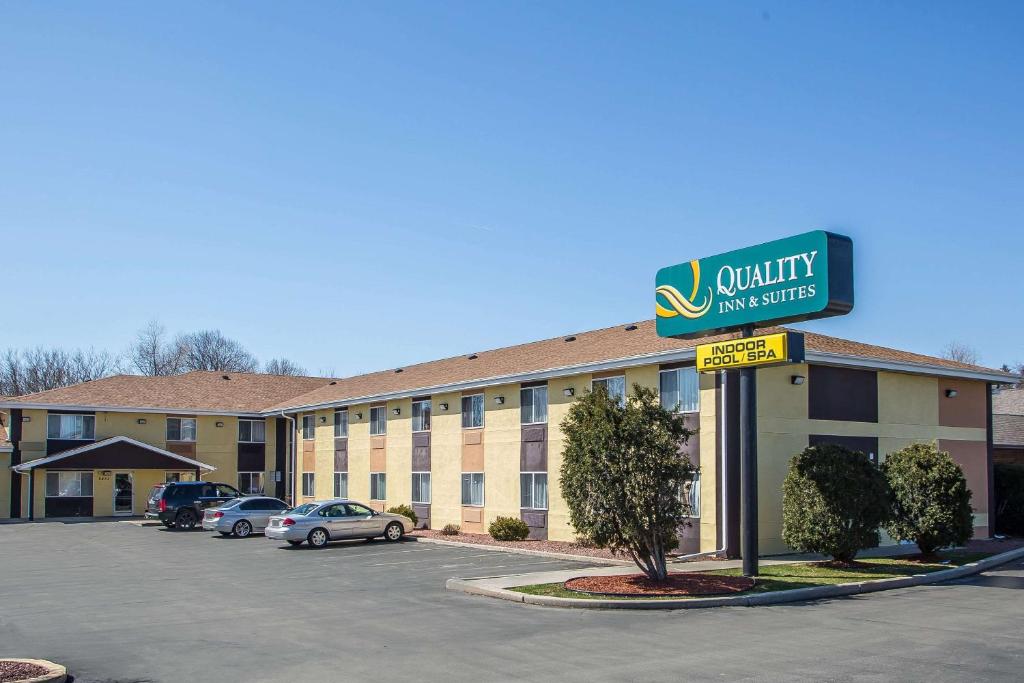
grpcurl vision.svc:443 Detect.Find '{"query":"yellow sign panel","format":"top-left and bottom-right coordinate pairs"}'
top-left (696, 332), bottom-right (804, 372)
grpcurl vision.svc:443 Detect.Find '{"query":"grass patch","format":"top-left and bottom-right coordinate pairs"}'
top-left (507, 549), bottom-right (992, 600)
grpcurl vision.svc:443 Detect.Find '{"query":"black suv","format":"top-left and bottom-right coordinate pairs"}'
top-left (145, 481), bottom-right (244, 530)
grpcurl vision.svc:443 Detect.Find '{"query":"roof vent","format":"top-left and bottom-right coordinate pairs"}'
top-left (221, 375), bottom-right (230, 380)
top-left (467, 354), bottom-right (478, 360)
top-left (395, 368), bottom-right (404, 373)
top-left (564, 336), bottom-right (577, 342)
top-left (624, 324), bottom-right (638, 331)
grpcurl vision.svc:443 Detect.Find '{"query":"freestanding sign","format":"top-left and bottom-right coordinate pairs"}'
top-left (656, 231), bottom-right (854, 578)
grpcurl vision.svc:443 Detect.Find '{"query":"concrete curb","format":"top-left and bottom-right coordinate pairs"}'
top-left (446, 546), bottom-right (1024, 610)
top-left (407, 535), bottom-right (632, 566)
top-left (0, 658), bottom-right (67, 683)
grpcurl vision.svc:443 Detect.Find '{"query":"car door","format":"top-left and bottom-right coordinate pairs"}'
top-left (250, 498), bottom-right (287, 532)
top-left (318, 503), bottom-right (358, 538)
top-left (345, 503), bottom-right (383, 536)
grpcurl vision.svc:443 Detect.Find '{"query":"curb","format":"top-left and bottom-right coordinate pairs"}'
top-left (0, 659), bottom-right (67, 683)
top-left (446, 546), bottom-right (1024, 610)
top-left (407, 535), bottom-right (631, 566)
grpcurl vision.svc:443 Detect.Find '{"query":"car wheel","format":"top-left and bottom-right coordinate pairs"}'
top-left (384, 522), bottom-right (404, 542)
top-left (175, 509), bottom-right (197, 530)
top-left (233, 520), bottom-right (253, 538)
top-left (308, 528), bottom-right (329, 548)
top-left (287, 540), bottom-right (303, 546)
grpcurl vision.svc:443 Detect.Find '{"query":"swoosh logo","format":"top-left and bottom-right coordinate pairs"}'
top-left (656, 260), bottom-right (713, 319)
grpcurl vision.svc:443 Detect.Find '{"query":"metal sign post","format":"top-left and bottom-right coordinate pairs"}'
top-left (738, 325), bottom-right (758, 576)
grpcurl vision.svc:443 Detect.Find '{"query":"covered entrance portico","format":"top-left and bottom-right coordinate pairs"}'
top-left (11, 436), bottom-right (216, 519)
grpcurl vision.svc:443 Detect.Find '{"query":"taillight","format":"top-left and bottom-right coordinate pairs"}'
top-left (159, 499), bottom-right (167, 512)
top-left (213, 511), bottom-right (224, 519)
top-left (282, 518), bottom-right (296, 526)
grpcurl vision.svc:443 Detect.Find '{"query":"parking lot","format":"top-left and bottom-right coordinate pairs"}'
top-left (1, 521), bottom-right (1023, 682)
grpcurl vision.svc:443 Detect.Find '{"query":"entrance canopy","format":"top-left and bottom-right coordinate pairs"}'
top-left (11, 436), bottom-right (217, 473)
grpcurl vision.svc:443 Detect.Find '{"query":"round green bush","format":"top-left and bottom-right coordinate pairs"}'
top-left (883, 443), bottom-right (973, 555)
top-left (386, 504), bottom-right (418, 526)
top-left (782, 443), bottom-right (892, 563)
top-left (440, 523), bottom-right (461, 536)
top-left (488, 516), bottom-right (531, 541)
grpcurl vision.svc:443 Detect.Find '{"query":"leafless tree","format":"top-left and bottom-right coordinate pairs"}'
top-left (126, 321), bottom-right (186, 376)
top-left (0, 346), bottom-right (120, 396)
top-left (940, 341), bottom-right (979, 365)
top-left (177, 330), bottom-right (259, 373)
top-left (263, 358), bottom-right (308, 376)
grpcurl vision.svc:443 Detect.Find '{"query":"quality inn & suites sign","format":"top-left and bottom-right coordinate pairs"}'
top-left (655, 230), bottom-right (854, 339)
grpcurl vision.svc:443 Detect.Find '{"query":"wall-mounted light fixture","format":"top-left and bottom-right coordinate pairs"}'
top-left (946, 389), bottom-right (959, 398)
top-left (137, 418), bottom-right (147, 425)
top-left (355, 412), bottom-right (363, 420)
top-left (320, 416), bottom-right (327, 423)
top-left (392, 407), bottom-right (401, 416)
top-left (216, 421), bottom-right (225, 428)
top-left (21, 415), bottom-right (30, 423)
top-left (439, 402), bottom-right (449, 411)
top-left (494, 396), bottom-right (505, 405)
top-left (791, 375), bottom-right (805, 386)
top-left (563, 387), bottom-right (575, 397)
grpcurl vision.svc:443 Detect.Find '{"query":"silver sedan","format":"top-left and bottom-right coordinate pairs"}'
top-left (202, 496), bottom-right (290, 538)
top-left (264, 499), bottom-right (412, 548)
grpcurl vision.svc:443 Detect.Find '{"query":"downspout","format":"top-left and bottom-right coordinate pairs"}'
top-left (279, 412), bottom-right (296, 505)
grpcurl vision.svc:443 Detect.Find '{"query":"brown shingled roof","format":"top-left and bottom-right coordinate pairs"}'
top-left (2, 371), bottom-right (333, 414)
top-left (266, 320), bottom-right (1007, 411)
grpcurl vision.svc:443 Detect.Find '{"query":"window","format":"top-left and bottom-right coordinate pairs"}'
top-left (659, 367), bottom-right (700, 413)
top-left (238, 419), bottom-right (266, 443)
top-left (166, 417), bottom-right (197, 442)
top-left (370, 472), bottom-right (387, 500)
top-left (370, 406), bottom-right (387, 436)
top-left (412, 472), bottom-right (431, 504)
top-left (461, 473), bottom-right (484, 506)
top-left (461, 394), bottom-right (484, 429)
top-left (45, 471), bottom-right (93, 497)
top-left (165, 472), bottom-right (182, 483)
top-left (592, 376), bottom-right (626, 406)
top-left (520, 472), bottom-right (548, 510)
top-left (680, 472), bottom-right (701, 517)
top-left (334, 471), bottom-right (348, 498)
top-left (334, 409), bottom-right (349, 438)
top-left (412, 399), bottom-right (431, 432)
top-left (302, 472), bottom-right (315, 497)
top-left (520, 385), bottom-right (548, 425)
top-left (238, 472), bottom-right (265, 494)
top-left (347, 503), bottom-right (373, 516)
top-left (46, 414), bottom-right (95, 440)
top-left (302, 414), bottom-right (316, 440)
top-left (319, 503), bottom-right (348, 517)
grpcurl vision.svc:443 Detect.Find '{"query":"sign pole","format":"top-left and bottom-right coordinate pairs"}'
top-left (739, 324), bottom-right (759, 577)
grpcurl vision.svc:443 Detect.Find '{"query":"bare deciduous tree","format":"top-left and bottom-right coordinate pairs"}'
top-left (177, 330), bottom-right (259, 373)
top-left (0, 347), bottom-right (120, 397)
top-left (263, 358), bottom-right (308, 376)
top-left (126, 321), bottom-right (186, 376)
top-left (940, 341), bottom-right (979, 365)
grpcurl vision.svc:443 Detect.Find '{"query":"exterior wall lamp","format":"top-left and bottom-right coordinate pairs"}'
top-left (320, 416), bottom-right (327, 423)
top-left (946, 389), bottom-right (958, 398)
top-left (392, 407), bottom-right (401, 416)
top-left (21, 416), bottom-right (30, 422)
top-left (494, 396), bottom-right (505, 405)
top-left (355, 412), bottom-right (363, 420)
top-left (439, 402), bottom-right (449, 411)
top-left (790, 375), bottom-right (805, 385)
top-left (563, 387), bottom-right (575, 397)
top-left (216, 421), bottom-right (224, 428)
top-left (137, 418), bottom-right (147, 425)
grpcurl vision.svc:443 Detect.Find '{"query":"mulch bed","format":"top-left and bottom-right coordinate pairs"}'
top-left (411, 529), bottom-right (623, 560)
top-left (564, 573), bottom-right (755, 597)
top-left (0, 660), bottom-right (49, 682)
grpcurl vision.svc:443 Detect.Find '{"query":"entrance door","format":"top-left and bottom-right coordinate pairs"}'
top-left (113, 472), bottom-right (134, 516)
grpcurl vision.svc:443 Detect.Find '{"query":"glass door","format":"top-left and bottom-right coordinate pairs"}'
top-left (113, 472), bottom-right (134, 515)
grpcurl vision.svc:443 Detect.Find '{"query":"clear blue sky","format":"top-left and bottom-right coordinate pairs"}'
top-left (2, 2), bottom-right (1021, 376)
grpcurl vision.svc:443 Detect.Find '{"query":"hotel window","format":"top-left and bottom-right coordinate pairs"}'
top-left (370, 472), bottom-right (387, 501)
top-left (520, 385), bottom-right (548, 425)
top-left (238, 419), bottom-right (266, 443)
top-left (302, 414), bottom-right (315, 440)
top-left (166, 417), bottom-right (197, 442)
top-left (334, 409), bottom-right (349, 438)
top-left (46, 413), bottom-right (95, 440)
top-left (680, 472), bottom-right (701, 518)
top-left (334, 471), bottom-right (348, 498)
top-left (461, 473), bottom-right (484, 506)
top-left (412, 472), bottom-right (431, 504)
top-left (520, 472), bottom-right (548, 510)
top-left (370, 406), bottom-right (387, 436)
top-left (45, 471), bottom-right (93, 497)
top-left (412, 399), bottom-right (431, 432)
top-left (659, 367), bottom-right (700, 413)
top-left (165, 472), bottom-right (194, 483)
top-left (238, 472), bottom-right (265, 494)
top-left (461, 394), bottom-right (484, 429)
top-left (592, 376), bottom-right (626, 406)
top-left (302, 472), bottom-right (315, 497)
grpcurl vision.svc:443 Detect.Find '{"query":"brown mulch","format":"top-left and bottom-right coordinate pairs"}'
top-left (411, 529), bottom-right (622, 560)
top-left (0, 660), bottom-right (49, 682)
top-left (564, 573), bottom-right (756, 597)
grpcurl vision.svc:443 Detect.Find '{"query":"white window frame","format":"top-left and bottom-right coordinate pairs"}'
top-left (302, 414), bottom-right (316, 440)
top-left (520, 471), bottom-right (548, 510)
top-left (334, 409), bottom-right (349, 438)
top-left (238, 471), bottom-right (265, 495)
top-left (412, 399), bottom-right (431, 433)
top-left (46, 413), bottom-right (95, 441)
top-left (334, 471), bottom-right (348, 498)
top-left (370, 406), bottom-right (387, 436)
top-left (370, 472), bottom-right (387, 501)
top-left (238, 419), bottom-right (266, 444)
top-left (591, 375), bottom-right (626, 406)
top-left (461, 394), bottom-right (484, 429)
top-left (659, 367), bottom-right (700, 414)
top-left (520, 385), bottom-right (548, 425)
top-left (45, 471), bottom-right (93, 498)
top-left (411, 471), bottom-right (431, 504)
top-left (461, 472), bottom-right (485, 507)
top-left (302, 472), bottom-right (315, 497)
top-left (166, 417), bottom-right (197, 442)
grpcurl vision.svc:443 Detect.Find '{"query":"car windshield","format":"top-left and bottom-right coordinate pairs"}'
top-left (288, 503), bottom-right (319, 516)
